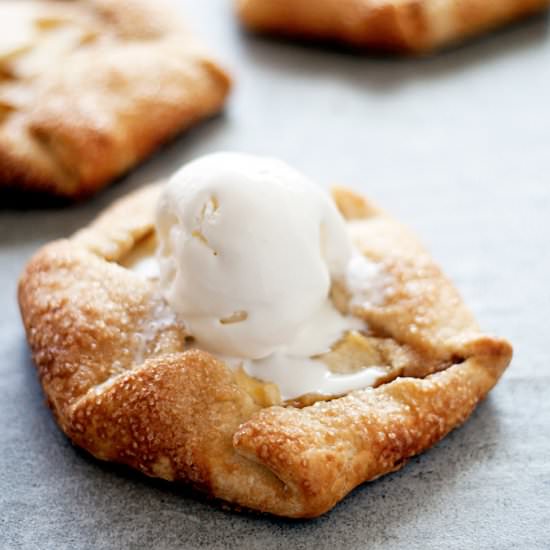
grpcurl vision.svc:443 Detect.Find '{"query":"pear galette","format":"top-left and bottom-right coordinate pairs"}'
top-left (18, 182), bottom-right (512, 517)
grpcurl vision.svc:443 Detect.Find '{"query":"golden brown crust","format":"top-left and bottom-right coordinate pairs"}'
top-left (0, 0), bottom-right (231, 198)
top-left (236, 0), bottom-right (550, 53)
top-left (18, 183), bottom-right (512, 517)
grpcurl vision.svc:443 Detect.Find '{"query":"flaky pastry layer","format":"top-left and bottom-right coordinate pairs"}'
top-left (0, 0), bottom-right (231, 198)
top-left (236, 0), bottom-right (550, 53)
top-left (18, 183), bottom-right (512, 517)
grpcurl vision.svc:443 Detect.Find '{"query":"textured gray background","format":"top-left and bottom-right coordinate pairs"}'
top-left (1, 1), bottom-right (550, 549)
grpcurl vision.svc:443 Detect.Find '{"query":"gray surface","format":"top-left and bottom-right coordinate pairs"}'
top-left (1, 1), bottom-right (550, 548)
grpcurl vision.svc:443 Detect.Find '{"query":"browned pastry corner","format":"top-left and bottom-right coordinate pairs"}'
top-left (236, 0), bottom-right (550, 53)
top-left (18, 183), bottom-right (512, 518)
top-left (0, 1), bottom-right (231, 199)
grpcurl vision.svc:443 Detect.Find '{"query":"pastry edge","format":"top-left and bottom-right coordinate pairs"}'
top-left (236, 0), bottom-right (550, 53)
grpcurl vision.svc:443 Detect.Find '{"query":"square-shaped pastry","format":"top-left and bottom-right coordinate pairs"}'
top-left (18, 153), bottom-right (512, 517)
top-left (236, 0), bottom-right (550, 53)
top-left (0, 0), bottom-right (231, 198)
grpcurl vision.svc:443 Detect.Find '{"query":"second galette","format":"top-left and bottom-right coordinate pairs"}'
top-left (0, 0), bottom-right (231, 198)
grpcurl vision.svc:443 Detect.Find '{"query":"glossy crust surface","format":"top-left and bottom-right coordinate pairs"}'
top-left (236, 0), bottom-right (550, 53)
top-left (0, 1), bottom-right (231, 198)
top-left (18, 183), bottom-right (512, 517)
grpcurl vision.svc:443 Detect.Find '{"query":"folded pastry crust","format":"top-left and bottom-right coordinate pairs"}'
top-left (18, 183), bottom-right (512, 517)
top-left (0, 1), bottom-right (231, 198)
top-left (236, 0), bottom-right (550, 53)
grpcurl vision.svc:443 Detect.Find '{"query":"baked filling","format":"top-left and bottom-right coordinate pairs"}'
top-left (119, 228), bottom-right (453, 410)
top-left (0, 3), bottom-right (105, 117)
top-left (118, 170), bottom-right (462, 408)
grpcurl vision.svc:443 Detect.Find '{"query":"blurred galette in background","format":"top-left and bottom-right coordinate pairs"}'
top-left (0, 0), bottom-right (231, 199)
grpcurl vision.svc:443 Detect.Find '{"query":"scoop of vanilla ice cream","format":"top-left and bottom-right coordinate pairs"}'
top-left (156, 152), bottom-right (353, 359)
